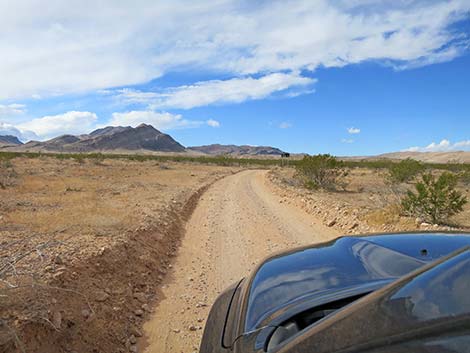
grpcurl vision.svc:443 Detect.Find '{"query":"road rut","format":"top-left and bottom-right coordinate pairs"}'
top-left (143, 170), bottom-right (340, 353)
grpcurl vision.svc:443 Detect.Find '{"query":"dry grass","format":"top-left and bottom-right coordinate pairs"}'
top-left (1, 157), bottom-right (234, 251)
top-left (0, 156), bottom-right (237, 353)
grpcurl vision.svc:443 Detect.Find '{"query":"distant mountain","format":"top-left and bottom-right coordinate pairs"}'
top-left (12, 124), bottom-right (186, 153)
top-left (87, 126), bottom-right (132, 138)
top-left (0, 135), bottom-right (23, 146)
top-left (377, 151), bottom-right (470, 164)
top-left (189, 144), bottom-right (286, 156)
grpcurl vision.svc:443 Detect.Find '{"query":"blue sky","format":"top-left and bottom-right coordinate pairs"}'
top-left (0, 0), bottom-right (469, 155)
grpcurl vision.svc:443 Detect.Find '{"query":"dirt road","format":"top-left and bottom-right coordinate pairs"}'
top-left (143, 170), bottom-right (340, 353)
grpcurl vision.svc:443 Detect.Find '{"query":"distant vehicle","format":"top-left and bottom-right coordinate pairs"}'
top-left (200, 232), bottom-right (470, 353)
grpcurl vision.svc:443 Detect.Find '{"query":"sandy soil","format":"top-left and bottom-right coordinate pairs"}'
top-left (143, 170), bottom-right (339, 353)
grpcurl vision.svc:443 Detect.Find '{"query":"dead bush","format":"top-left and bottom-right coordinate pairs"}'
top-left (0, 160), bottom-right (17, 189)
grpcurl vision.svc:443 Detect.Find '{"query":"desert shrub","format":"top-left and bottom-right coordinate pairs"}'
top-left (388, 158), bottom-right (424, 183)
top-left (296, 154), bottom-right (347, 190)
top-left (401, 172), bottom-right (467, 224)
top-left (0, 160), bottom-right (17, 189)
top-left (459, 171), bottom-right (470, 186)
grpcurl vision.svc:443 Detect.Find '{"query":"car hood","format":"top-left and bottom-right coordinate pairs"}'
top-left (244, 233), bottom-right (470, 331)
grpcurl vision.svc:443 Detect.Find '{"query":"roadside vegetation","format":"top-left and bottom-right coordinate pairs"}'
top-left (0, 159), bottom-right (17, 189)
top-left (1, 151), bottom-right (470, 172)
top-left (387, 158), bottom-right (424, 184)
top-left (402, 172), bottom-right (467, 224)
top-left (459, 170), bottom-right (470, 186)
top-left (295, 154), bottom-right (348, 191)
top-left (269, 153), bottom-right (469, 231)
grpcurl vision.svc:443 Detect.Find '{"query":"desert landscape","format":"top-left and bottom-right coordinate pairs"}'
top-left (1, 147), bottom-right (469, 353)
top-left (2, 2), bottom-right (470, 352)
top-left (0, 154), bottom-right (237, 353)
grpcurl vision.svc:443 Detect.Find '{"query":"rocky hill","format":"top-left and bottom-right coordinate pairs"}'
top-left (11, 124), bottom-right (186, 153)
top-left (0, 135), bottom-right (23, 146)
top-left (189, 144), bottom-right (286, 156)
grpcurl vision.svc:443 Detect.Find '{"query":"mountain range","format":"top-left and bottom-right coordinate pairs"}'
top-left (0, 124), bottom-right (287, 156)
top-left (188, 144), bottom-right (285, 156)
top-left (2, 125), bottom-right (469, 162)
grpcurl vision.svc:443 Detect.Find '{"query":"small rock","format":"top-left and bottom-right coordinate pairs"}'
top-left (129, 335), bottom-right (137, 344)
top-left (349, 223), bottom-right (359, 230)
top-left (189, 325), bottom-right (198, 331)
top-left (133, 292), bottom-right (147, 303)
top-left (130, 326), bottom-right (143, 337)
top-left (54, 255), bottom-right (64, 265)
top-left (95, 291), bottom-right (110, 302)
top-left (134, 309), bottom-right (144, 316)
top-left (327, 220), bottom-right (336, 227)
top-left (81, 309), bottom-right (91, 318)
top-left (129, 345), bottom-right (138, 353)
top-left (172, 328), bottom-right (181, 333)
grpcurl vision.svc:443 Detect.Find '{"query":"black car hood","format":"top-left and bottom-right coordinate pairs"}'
top-left (278, 246), bottom-right (470, 353)
top-left (244, 233), bottom-right (470, 332)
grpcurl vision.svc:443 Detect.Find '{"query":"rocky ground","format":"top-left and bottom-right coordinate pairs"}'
top-left (267, 167), bottom-right (470, 234)
top-left (0, 156), bottom-right (237, 353)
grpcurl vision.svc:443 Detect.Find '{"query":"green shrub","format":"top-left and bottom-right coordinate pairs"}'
top-left (295, 154), bottom-right (347, 190)
top-left (459, 171), bottom-right (470, 186)
top-left (388, 158), bottom-right (424, 183)
top-left (402, 172), bottom-right (467, 224)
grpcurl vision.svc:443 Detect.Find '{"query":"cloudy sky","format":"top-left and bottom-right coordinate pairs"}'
top-left (0, 0), bottom-right (469, 155)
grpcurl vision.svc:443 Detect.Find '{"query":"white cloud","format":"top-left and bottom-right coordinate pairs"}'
top-left (341, 138), bottom-right (355, 144)
top-left (0, 122), bottom-right (38, 142)
top-left (406, 139), bottom-right (470, 152)
top-left (106, 110), bottom-right (202, 130)
top-left (347, 127), bottom-right (361, 134)
top-left (0, 104), bottom-right (26, 118)
top-left (279, 122), bottom-right (292, 129)
top-left (0, 1), bottom-right (468, 99)
top-left (115, 72), bottom-right (315, 109)
top-left (206, 119), bottom-right (220, 128)
top-left (17, 111), bottom-right (98, 140)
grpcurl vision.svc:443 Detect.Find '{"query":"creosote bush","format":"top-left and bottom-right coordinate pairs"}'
top-left (295, 154), bottom-right (347, 191)
top-left (0, 160), bottom-right (17, 189)
top-left (402, 172), bottom-right (467, 224)
top-left (388, 158), bottom-right (424, 184)
top-left (459, 171), bottom-right (470, 186)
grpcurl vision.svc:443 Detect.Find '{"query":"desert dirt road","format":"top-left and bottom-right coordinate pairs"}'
top-left (143, 169), bottom-right (340, 353)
